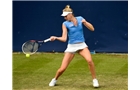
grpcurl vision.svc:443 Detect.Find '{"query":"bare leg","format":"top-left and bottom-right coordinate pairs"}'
top-left (78, 47), bottom-right (96, 79)
top-left (54, 52), bottom-right (75, 80)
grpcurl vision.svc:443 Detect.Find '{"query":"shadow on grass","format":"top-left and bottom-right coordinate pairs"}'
top-left (54, 84), bottom-right (104, 89)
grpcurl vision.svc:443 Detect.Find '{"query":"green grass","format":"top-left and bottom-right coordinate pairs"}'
top-left (13, 53), bottom-right (128, 90)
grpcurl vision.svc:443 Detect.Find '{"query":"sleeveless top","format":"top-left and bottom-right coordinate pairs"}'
top-left (63, 16), bottom-right (85, 44)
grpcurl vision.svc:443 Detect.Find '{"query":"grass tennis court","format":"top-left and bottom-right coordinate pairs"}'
top-left (13, 53), bottom-right (128, 90)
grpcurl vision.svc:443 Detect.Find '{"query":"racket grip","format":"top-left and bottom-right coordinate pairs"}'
top-left (44, 38), bottom-right (51, 42)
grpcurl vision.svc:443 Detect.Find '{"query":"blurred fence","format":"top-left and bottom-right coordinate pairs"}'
top-left (13, 1), bottom-right (128, 53)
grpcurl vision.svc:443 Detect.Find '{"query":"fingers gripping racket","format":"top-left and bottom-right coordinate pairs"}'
top-left (22, 38), bottom-right (51, 55)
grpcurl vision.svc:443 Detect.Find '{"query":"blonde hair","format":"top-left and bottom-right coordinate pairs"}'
top-left (63, 5), bottom-right (73, 12)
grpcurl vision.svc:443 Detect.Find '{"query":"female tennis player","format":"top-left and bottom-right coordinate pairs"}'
top-left (49, 5), bottom-right (99, 87)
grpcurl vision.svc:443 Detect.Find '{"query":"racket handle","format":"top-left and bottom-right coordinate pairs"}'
top-left (44, 38), bottom-right (51, 42)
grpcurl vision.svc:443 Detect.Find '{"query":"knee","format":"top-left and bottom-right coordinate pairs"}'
top-left (87, 59), bottom-right (93, 66)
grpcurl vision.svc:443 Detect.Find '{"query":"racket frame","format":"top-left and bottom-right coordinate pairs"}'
top-left (22, 38), bottom-right (51, 55)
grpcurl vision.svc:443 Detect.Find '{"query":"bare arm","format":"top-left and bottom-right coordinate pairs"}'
top-left (82, 19), bottom-right (95, 31)
top-left (50, 24), bottom-right (67, 42)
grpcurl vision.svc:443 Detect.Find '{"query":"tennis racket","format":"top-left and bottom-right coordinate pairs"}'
top-left (22, 38), bottom-right (51, 55)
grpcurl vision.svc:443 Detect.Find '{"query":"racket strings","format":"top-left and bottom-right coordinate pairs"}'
top-left (22, 41), bottom-right (39, 54)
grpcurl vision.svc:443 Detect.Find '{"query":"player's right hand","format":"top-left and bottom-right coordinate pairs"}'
top-left (50, 36), bottom-right (57, 41)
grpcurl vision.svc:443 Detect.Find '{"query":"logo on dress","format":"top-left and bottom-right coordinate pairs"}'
top-left (69, 24), bottom-right (74, 27)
